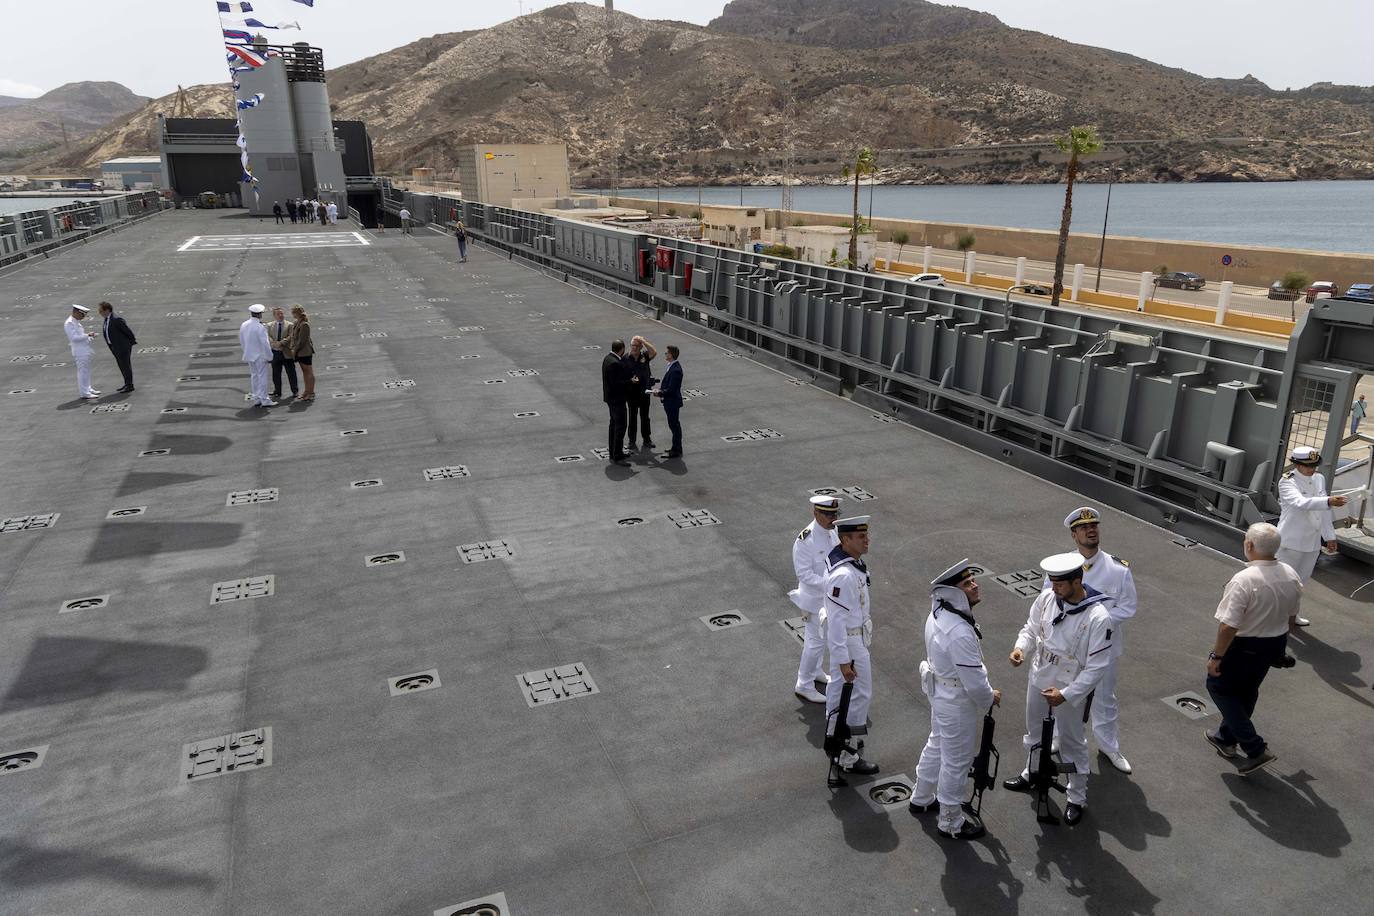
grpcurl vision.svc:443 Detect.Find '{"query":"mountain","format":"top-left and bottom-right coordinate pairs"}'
top-left (0, 81), bottom-right (148, 160)
top-left (32, 2), bottom-right (1374, 184)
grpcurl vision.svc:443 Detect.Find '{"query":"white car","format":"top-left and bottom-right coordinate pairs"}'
top-left (907, 273), bottom-right (946, 286)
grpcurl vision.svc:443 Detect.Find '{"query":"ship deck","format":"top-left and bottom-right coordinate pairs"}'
top-left (1, 210), bottom-right (1371, 916)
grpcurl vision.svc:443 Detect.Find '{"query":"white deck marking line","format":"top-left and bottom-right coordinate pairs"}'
top-left (177, 236), bottom-right (201, 252)
top-left (351, 231), bottom-right (371, 246)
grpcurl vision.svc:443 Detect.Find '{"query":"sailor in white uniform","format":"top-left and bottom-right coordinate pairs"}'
top-left (1059, 507), bottom-right (1137, 774)
top-left (1004, 552), bottom-right (1113, 825)
top-left (1276, 446), bottom-right (1346, 625)
top-left (239, 304), bottom-right (276, 408)
top-left (824, 515), bottom-right (879, 776)
top-left (789, 494), bottom-right (841, 703)
top-left (910, 559), bottom-right (1000, 840)
top-left (64, 304), bottom-right (99, 399)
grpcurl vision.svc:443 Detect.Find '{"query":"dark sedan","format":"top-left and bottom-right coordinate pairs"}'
top-left (1153, 271), bottom-right (1206, 290)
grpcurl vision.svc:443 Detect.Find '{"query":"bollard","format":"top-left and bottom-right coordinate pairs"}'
top-left (964, 251), bottom-right (976, 284)
top-left (1137, 271), bottom-right (1152, 312)
top-left (1014, 256), bottom-right (1026, 287)
top-left (1215, 280), bottom-right (1234, 325)
top-left (922, 245), bottom-right (932, 273)
top-left (1071, 264), bottom-right (1084, 302)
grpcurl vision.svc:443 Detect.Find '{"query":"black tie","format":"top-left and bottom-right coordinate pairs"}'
top-left (277, 321), bottom-right (283, 340)
top-left (104, 317), bottom-right (110, 344)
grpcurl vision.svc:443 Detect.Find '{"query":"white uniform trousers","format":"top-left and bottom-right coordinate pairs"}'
top-left (825, 643), bottom-right (872, 736)
top-left (912, 697), bottom-right (978, 833)
top-left (248, 358), bottom-right (272, 404)
top-left (1276, 545), bottom-right (1319, 583)
top-left (74, 352), bottom-right (94, 396)
top-left (794, 611), bottom-right (827, 689)
top-left (1090, 658), bottom-right (1121, 755)
top-left (1022, 689), bottom-right (1090, 806)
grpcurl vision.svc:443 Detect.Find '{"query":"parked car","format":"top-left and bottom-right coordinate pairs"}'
top-left (1305, 281), bottom-right (1340, 303)
top-left (907, 272), bottom-right (945, 286)
top-left (1019, 282), bottom-right (1052, 295)
top-left (1267, 281), bottom-right (1302, 301)
top-left (1153, 271), bottom-right (1206, 290)
top-left (1340, 283), bottom-right (1374, 302)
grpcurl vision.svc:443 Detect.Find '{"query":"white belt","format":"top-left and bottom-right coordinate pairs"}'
top-left (845, 627), bottom-right (864, 636)
top-left (930, 672), bottom-right (961, 689)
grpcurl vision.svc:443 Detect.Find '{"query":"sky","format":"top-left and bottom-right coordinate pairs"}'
top-left (1, 0), bottom-right (1368, 100)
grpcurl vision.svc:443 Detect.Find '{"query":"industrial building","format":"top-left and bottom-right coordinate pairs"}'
top-left (455, 143), bottom-right (571, 208)
top-left (158, 43), bottom-right (374, 217)
top-left (100, 157), bottom-right (167, 191)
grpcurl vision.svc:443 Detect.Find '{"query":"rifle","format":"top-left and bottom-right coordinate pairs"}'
top-left (966, 704), bottom-right (999, 817)
top-left (1028, 709), bottom-right (1066, 824)
top-left (825, 680), bottom-right (856, 788)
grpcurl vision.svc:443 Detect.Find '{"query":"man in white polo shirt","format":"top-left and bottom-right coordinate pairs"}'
top-left (1204, 522), bottom-right (1301, 776)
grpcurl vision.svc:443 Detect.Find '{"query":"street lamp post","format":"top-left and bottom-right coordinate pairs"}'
top-left (1094, 167), bottom-right (1123, 292)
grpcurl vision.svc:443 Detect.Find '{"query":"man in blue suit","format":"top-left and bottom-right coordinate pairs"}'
top-left (654, 345), bottom-right (684, 459)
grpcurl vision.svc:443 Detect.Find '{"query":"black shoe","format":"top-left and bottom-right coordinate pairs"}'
top-left (908, 800), bottom-right (937, 816)
top-left (1003, 775), bottom-right (1033, 792)
top-left (612, 459), bottom-right (631, 466)
top-left (626, 442), bottom-right (638, 451)
top-left (116, 385), bottom-right (132, 393)
top-left (271, 392), bottom-right (281, 399)
top-left (1204, 729), bottom-right (1240, 759)
top-left (1064, 803), bottom-right (1084, 825)
top-left (643, 441), bottom-right (656, 449)
top-left (939, 815), bottom-right (987, 840)
top-left (659, 451), bottom-right (683, 460)
top-left (841, 758), bottom-right (879, 776)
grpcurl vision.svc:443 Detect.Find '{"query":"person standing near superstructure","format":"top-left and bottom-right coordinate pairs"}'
top-left (910, 559), bottom-right (1000, 840)
top-left (824, 515), bottom-right (880, 777)
top-left (1059, 507), bottom-right (1137, 774)
top-left (64, 304), bottom-right (99, 399)
top-left (1276, 446), bottom-right (1347, 626)
top-left (788, 494), bottom-right (841, 704)
top-left (1004, 553), bottom-right (1113, 825)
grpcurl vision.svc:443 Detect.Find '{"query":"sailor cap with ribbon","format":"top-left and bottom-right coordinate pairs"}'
top-left (249, 303), bottom-right (266, 314)
top-left (1041, 551), bottom-right (1087, 581)
top-left (1064, 506), bottom-right (1101, 530)
top-left (70, 304), bottom-right (90, 314)
top-left (809, 494), bottom-right (841, 513)
top-left (931, 558), bottom-right (984, 589)
top-left (836, 515), bottom-right (870, 533)
top-left (1290, 446), bottom-right (1321, 466)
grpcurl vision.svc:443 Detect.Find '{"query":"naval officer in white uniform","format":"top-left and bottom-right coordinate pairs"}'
top-left (1005, 552), bottom-right (1113, 825)
top-left (1060, 507), bottom-right (1137, 774)
top-left (824, 515), bottom-right (879, 776)
top-left (64, 304), bottom-right (99, 399)
top-left (910, 559), bottom-right (1000, 840)
top-left (239, 304), bottom-right (276, 408)
top-left (1276, 446), bottom-right (1347, 625)
top-left (789, 494), bottom-right (841, 703)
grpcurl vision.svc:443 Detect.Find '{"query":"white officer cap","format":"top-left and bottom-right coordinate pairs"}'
top-left (931, 558), bottom-right (984, 589)
top-left (1290, 446), bottom-right (1321, 466)
top-left (809, 494), bottom-right (841, 513)
top-left (249, 304), bottom-right (266, 314)
top-left (836, 516), bottom-right (870, 533)
top-left (1064, 506), bottom-right (1101, 530)
top-left (70, 304), bottom-right (90, 314)
top-left (1041, 551), bottom-right (1086, 581)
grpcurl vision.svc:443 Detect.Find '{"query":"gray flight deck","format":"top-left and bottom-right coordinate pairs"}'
top-left (0, 211), bottom-right (1370, 916)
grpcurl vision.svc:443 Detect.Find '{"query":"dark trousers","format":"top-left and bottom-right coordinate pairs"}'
top-left (664, 403), bottom-right (683, 454)
top-left (1206, 633), bottom-right (1287, 758)
top-left (274, 213), bottom-right (284, 223)
top-left (457, 238), bottom-right (467, 260)
top-left (272, 351), bottom-right (299, 396)
top-left (606, 400), bottom-right (628, 460)
top-left (109, 346), bottom-right (133, 388)
top-left (627, 392), bottom-right (652, 445)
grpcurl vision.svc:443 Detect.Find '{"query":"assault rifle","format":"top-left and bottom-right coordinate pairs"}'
top-left (825, 680), bottom-right (856, 788)
top-left (966, 704), bottom-right (999, 817)
top-left (1028, 709), bottom-right (1066, 824)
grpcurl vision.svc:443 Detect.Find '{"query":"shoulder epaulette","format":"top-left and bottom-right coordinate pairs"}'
top-left (798, 528), bottom-right (810, 541)
top-left (1112, 554), bottom-right (1129, 568)
top-left (1282, 471), bottom-right (1294, 479)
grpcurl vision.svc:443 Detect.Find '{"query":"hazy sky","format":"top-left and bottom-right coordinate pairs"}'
top-left (2, 0), bottom-right (1367, 100)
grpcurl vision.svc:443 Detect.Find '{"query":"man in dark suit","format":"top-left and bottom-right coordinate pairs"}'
top-left (654, 344), bottom-right (684, 459)
top-left (97, 301), bottom-right (137, 392)
top-left (265, 306), bottom-right (299, 399)
top-left (601, 338), bottom-right (634, 465)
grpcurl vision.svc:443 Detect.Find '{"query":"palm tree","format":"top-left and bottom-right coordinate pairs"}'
top-left (842, 147), bottom-right (877, 268)
top-left (1050, 126), bottom-right (1103, 308)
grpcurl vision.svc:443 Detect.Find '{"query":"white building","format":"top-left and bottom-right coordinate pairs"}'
top-left (101, 157), bottom-right (167, 191)
top-left (779, 225), bottom-right (877, 270)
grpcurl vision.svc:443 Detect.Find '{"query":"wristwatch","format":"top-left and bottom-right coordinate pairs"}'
top-left (1207, 652), bottom-right (1223, 661)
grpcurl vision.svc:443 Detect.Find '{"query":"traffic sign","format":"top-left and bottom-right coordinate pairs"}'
top-left (1221, 254), bottom-right (1233, 266)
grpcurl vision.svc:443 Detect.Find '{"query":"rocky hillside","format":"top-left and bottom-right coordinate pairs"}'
top-left (0, 82), bottom-right (148, 159)
top-left (32, 1), bottom-right (1374, 184)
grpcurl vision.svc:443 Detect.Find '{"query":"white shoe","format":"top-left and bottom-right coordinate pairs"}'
top-left (794, 684), bottom-right (826, 704)
top-left (1295, 616), bottom-right (1311, 627)
top-left (258, 400), bottom-right (278, 407)
top-left (1101, 750), bottom-right (1132, 774)
top-left (81, 394), bottom-right (100, 400)
top-left (88, 389), bottom-right (101, 395)
top-left (814, 673), bottom-right (832, 685)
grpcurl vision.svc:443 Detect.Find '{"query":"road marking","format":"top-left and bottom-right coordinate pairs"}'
top-left (177, 236), bottom-right (201, 252)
